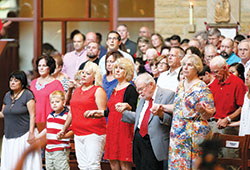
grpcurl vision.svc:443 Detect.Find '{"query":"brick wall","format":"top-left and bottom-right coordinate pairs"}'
top-left (155, 0), bottom-right (250, 39)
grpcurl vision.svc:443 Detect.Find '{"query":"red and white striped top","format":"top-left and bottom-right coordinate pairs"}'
top-left (46, 107), bottom-right (71, 152)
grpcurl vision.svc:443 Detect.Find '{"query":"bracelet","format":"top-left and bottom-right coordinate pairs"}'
top-left (226, 116), bottom-right (231, 123)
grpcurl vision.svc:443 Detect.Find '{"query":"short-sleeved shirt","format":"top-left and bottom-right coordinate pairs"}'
top-left (3, 89), bottom-right (34, 138)
top-left (209, 74), bottom-right (247, 119)
top-left (157, 67), bottom-right (181, 92)
top-left (30, 79), bottom-right (64, 123)
top-left (226, 52), bottom-right (240, 65)
top-left (46, 107), bottom-right (71, 152)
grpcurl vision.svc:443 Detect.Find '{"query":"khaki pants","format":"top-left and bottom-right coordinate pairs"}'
top-left (45, 149), bottom-right (70, 170)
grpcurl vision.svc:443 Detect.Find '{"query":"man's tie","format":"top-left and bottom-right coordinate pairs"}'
top-left (140, 99), bottom-right (153, 137)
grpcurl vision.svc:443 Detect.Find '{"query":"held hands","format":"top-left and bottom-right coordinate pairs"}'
top-left (27, 132), bottom-right (36, 144)
top-left (115, 103), bottom-right (131, 113)
top-left (84, 110), bottom-right (104, 118)
top-left (57, 130), bottom-right (65, 140)
top-left (151, 104), bottom-right (164, 118)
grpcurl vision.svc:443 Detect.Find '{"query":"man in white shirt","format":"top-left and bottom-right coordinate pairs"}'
top-left (238, 40), bottom-right (250, 78)
top-left (157, 46), bottom-right (185, 92)
top-left (99, 30), bottom-right (135, 75)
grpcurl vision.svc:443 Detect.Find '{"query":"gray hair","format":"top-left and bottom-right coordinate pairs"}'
top-left (195, 31), bottom-right (208, 41)
top-left (210, 56), bottom-right (227, 68)
top-left (208, 28), bottom-right (221, 37)
top-left (204, 44), bottom-right (217, 53)
top-left (181, 54), bottom-right (203, 74)
top-left (238, 39), bottom-right (250, 49)
top-left (135, 73), bottom-right (155, 86)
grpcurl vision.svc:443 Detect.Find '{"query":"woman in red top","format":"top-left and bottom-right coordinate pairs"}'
top-left (58, 61), bottom-right (107, 170)
top-left (85, 58), bottom-right (138, 170)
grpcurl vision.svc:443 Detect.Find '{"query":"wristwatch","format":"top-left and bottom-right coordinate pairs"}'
top-left (226, 116), bottom-right (231, 123)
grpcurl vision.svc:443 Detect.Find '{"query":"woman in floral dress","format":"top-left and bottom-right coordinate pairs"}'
top-left (154, 54), bottom-right (215, 170)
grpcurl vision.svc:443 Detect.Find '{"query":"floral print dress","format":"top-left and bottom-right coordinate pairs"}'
top-left (168, 80), bottom-right (215, 170)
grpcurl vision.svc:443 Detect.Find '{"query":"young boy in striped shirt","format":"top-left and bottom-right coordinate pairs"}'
top-left (36, 90), bottom-right (72, 170)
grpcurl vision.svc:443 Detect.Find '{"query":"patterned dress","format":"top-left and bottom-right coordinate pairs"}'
top-left (168, 80), bottom-right (215, 170)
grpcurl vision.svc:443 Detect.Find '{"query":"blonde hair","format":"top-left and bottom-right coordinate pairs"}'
top-left (113, 58), bottom-right (134, 82)
top-left (181, 54), bottom-right (203, 74)
top-left (84, 61), bottom-right (103, 87)
top-left (49, 90), bottom-right (65, 101)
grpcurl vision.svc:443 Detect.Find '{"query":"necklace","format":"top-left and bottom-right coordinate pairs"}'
top-left (10, 89), bottom-right (23, 108)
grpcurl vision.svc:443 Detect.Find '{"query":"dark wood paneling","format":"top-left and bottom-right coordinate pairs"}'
top-left (0, 40), bottom-right (19, 137)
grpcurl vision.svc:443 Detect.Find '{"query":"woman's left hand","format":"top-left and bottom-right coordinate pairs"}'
top-left (27, 132), bottom-right (35, 144)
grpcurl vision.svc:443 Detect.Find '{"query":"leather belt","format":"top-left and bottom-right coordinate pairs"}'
top-left (207, 117), bottom-right (218, 122)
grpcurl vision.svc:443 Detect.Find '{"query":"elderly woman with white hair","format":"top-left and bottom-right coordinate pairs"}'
top-left (153, 54), bottom-right (215, 170)
top-left (85, 58), bottom-right (138, 170)
top-left (58, 61), bottom-right (107, 170)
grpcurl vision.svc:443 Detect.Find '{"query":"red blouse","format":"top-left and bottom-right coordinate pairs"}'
top-left (70, 85), bottom-right (106, 136)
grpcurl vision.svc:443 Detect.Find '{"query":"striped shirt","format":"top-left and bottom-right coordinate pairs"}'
top-left (46, 107), bottom-right (71, 152)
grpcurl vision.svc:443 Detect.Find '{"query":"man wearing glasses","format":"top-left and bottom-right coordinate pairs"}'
top-left (208, 56), bottom-right (246, 135)
top-left (119, 73), bottom-right (174, 170)
top-left (98, 30), bottom-right (135, 75)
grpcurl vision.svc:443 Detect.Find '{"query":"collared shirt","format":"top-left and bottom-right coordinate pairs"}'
top-left (209, 74), bottom-right (246, 119)
top-left (46, 107), bottom-right (71, 152)
top-left (157, 67), bottom-right (181, 92)
top-left (226, 52), bottom-right (241, 65)
top-left (138, 87), bottom-right (157, 129)
top-left (62, 50), bottom-right (88, 79)
top-left (240, 59), bottom-right (250, 78)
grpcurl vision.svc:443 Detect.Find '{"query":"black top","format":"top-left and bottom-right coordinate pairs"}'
top-left (78, 58), bottom-right (100, 70)
top-left (104, 84), bottom-right (138, 117)
top-left (124, 39), bottom-right (137, 56)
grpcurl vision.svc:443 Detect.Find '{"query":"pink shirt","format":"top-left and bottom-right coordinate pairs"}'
top-left (30, 79), bottom-right (64, 123)
top-left (62, 50), bottom-right (88, 79)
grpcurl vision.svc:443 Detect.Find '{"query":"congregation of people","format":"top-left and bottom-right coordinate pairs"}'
top-left (1, 24), bottom-right (250, 170)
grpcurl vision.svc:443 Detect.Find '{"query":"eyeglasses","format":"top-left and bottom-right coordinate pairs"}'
top-left (211, 69), bottom-right (223, 75)
top-left (158, 62), bottom-right (168, 65)
top-left (136, 84), bottom-right (149, 93)
top-left (107, 37), bottom-right (119, 41)
top-left (205, 55), bottom-right (216, 59)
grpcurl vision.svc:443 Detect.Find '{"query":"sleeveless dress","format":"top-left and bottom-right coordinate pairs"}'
top-left (104, 87), bottom-right (134, 162)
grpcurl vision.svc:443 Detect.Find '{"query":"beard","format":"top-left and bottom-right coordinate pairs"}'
top-left (87, 54), bottom-right (98, 59)
top-left (220, 51), bottom-right (229, 59)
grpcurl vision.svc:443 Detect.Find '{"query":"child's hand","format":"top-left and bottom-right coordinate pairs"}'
top-left (57, 130), bottom-right (65, 139)
top-left (27, 132), bottom-right (36, 144)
